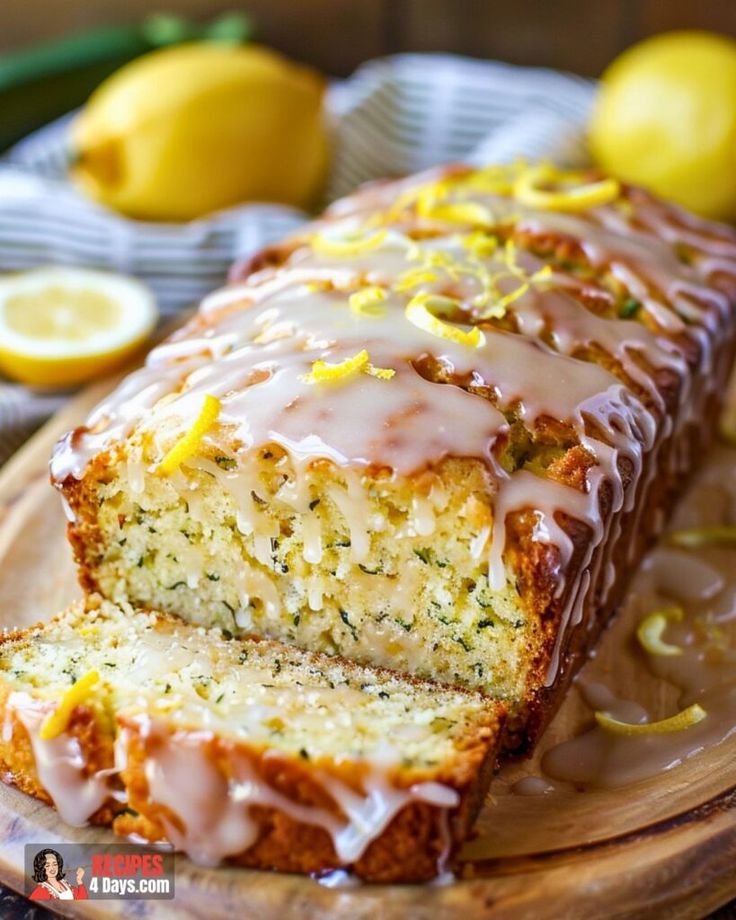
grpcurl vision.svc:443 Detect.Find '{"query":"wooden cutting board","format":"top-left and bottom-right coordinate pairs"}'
top-left (0, 377), bottom-right (735, 920)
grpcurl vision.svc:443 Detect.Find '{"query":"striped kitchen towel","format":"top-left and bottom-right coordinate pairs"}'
top-left (0, 53), bottom-right (595, 465)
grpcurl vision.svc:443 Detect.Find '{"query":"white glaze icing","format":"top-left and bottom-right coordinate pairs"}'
top-left (4, 697), bottom-right (461, 870)
top-left (50, 164), bottom-right (736, 688)
top-left (7, 693), bottom-right (112, 826)
top-left (125, 716), bottom-right (459, 867)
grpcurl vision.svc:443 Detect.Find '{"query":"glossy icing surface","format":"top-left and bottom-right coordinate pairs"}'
top-left (5, 693), bottom-right (462, 869)
top-left (477, 442), bottom-right (736, 798)
top-left (51, 164), bottom-right (736, 685)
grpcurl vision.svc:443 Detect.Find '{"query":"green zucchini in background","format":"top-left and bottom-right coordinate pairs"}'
top-left (0, 12), bottom-right (252, 153)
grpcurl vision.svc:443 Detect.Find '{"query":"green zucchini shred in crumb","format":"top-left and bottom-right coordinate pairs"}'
top-left (214, 455), bottom-right (237, 470)
top-left (339, 609), bottom-right (359, 641)
top-left (358, 563), bottom-right (381, 575)
top-left (619, 298), bottom-right (641, 318)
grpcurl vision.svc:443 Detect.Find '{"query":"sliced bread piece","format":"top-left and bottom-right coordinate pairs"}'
top-left (0, 595), bottom-right (505, 882)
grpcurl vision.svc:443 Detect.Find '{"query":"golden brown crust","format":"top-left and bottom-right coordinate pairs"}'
top-left (117, 716), bottom-right (500, 882)
top-left (0, 684), bottom-right (119, 825)
top-left (52, 167), bottom-right (736, 758)
top-left (0, 608), bottom-right (505, 882)
top-left (57, 322), bottom-right (736, 757)
top-left (510, 325), bottom-right (736, 752)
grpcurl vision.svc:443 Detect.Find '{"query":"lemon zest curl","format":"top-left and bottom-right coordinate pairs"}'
top-left (595, 703), bottom-right (706, 736)
top-left (667, 526), bottom-right (736, 548)
top-left (157, 394), bottom-right (222, 476)
top-left (349, 286), bottom-right (387, 317)
top-left (312, 228), bottom-right (388, 257)
top-left (39, 671), bottom-right (100, 741)
top-left (513, 164), bottom-right (620, 212)
top-left (636, 606), bottom-right (684, 657)
top-left (303, 349), bottom-right (394, 384)
top-left (405, 294), bottom-right (485, 348)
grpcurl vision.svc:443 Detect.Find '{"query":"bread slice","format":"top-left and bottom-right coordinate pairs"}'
top-left (0, 595), bottom-right (504, 882)
top-left (52, 163), bottom-right (736, 749)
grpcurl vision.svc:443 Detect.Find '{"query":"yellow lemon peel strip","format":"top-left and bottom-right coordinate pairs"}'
top-left (349, 286), bottom-right (387, 317)
top-left (157, 394), bottom-right (222, 476)
top-left (394, 268), bottom-right (440, 293)
top-left (514, 164), bottom-right (620, 212)
top-left (459, 161), bottom-right (529, 194)
top-left (473, 242), bottom-right (552, 318)
top-left (365, 363), bottom-right (395, 380)
top-left (312, 228), bottom-right (388, 257)
top-left (405, 294), bottom-right (485, 348)
top-left (462, 231), bottom-right (499, 258)
top-left (595, 703), bottom-right (706, 736)
top-left (303, 350), bottom-right (394, 384)
top-left (39, 671), bottom-right (100, 741)
top-left (419, 201), bottom-right (495, 227)
top-left (637, 606), bottom-right (684, 657)
top-left (667, 525), bottom-right (736, 548)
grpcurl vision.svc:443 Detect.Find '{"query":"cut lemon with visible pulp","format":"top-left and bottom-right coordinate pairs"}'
top-left (0, 266), bottom-right (157, 387)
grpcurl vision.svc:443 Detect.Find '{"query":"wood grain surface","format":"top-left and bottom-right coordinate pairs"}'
top-left (2, 0), bottom-right (736, 78)
top-left (0, 377), bottom-right (735, 919)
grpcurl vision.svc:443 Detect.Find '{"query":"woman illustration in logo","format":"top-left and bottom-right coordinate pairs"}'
top-left (29, 848), bottom-right (88, 901)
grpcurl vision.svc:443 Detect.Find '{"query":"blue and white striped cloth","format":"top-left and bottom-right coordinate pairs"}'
top-left (0, 53), bottom-right (594, 464)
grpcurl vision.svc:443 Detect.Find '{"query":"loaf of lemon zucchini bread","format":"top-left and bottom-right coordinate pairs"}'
top-left (0, 595), bottom-right (504, 882)
top-left (52, 162), bottom-right (736, 750)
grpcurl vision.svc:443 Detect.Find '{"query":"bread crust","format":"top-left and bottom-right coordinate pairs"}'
top-left (45, 165), bottom-right (736, 828)
top-left (0, 683), bottom-right (120, 826)
top-left (117, 716), bottom-right (496, 882)
top-left (0, 605), bottom-right (505, 882)
top-left (55, 303), bottom-right (736, 755)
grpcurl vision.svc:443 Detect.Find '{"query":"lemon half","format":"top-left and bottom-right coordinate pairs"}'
top-left (0, 266), bottom-right (157, 388)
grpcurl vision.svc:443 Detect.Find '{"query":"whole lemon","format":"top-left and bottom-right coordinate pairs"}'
top-left (71, 43), bottom-right (328, 221)
top-left (590, 31), bottom-right (736, 220)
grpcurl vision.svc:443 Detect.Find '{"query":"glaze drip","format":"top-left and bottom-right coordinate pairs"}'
top-left (50, 163), bottom-right (736, 686)
top-left (538, 444), bottom-right (736, 788)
